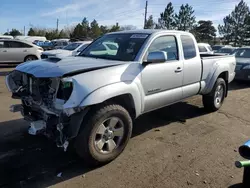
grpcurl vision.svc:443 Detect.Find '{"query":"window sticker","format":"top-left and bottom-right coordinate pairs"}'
top-left (130, 34), bottom-right (148, 39)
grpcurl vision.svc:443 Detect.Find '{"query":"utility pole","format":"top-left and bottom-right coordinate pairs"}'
top-left (56, 19), bottom-right (59, 32)
top-left (144, 0), bottom-right (148, 29)
top-left (23, 26), bottom-right (25, 36)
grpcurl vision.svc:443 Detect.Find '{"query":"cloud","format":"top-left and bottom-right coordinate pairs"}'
top-left (42, 4), bottom-right (80, 17)
top-left (41, 0), bottom-right (145, 27)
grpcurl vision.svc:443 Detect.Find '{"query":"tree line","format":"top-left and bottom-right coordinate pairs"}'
top-left (144, 2), bottom-right (216, 44)
top-left (3, 0), bottom-right (250, 46)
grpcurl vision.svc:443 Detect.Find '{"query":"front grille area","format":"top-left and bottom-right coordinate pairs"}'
top-left (41, 54), bottom-right (48, 59)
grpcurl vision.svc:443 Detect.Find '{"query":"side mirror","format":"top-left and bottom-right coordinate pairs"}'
top-left (146, 51), bottom-right (168, 64)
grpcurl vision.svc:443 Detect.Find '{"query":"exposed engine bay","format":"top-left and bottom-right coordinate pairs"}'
top-left (5, 70), bottom-right (81, 151)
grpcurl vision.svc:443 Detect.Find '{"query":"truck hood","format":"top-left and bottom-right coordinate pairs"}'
top-left (16, 56), bottom-right (126, 78)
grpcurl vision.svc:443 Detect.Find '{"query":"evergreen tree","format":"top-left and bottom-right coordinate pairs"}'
top-left (192, 20), bottom-right (216, 43)
top-left (145, 15), bottom-right (155, 29)
top-left (218, 0), bottom-right (249, 45)
top-left (90, 19), bottom-right (101, 39)
top-left (175, 4), bottom-right (196, 31)
top-left (157, 2), bottom-right (175, 29)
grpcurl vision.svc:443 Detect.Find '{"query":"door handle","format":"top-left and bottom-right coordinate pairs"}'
top-left (175, 67), bottom-right (182, 73)
top-left (23, 50), bottom-right (27, 52)
top-left (2, 50), bottom-right (7, 52)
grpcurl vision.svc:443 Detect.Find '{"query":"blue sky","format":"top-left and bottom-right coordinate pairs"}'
top-left (0, 0), bottom-right (248, 34)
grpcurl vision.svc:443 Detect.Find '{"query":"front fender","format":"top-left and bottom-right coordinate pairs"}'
top-left (79, 82), bottom-right (142, 118)
top-left (201, 63), bottom-right (229, 95)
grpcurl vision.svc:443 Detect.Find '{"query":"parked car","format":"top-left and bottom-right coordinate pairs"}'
top-left (41, 41), bottom-right (92, 59)
top-left (52, 39), bottom-right (70, 49)
top-left (0, 35), bottom-right (13, 39)
top-left (233, 47), bottom-right (250, 81)
top-left (35, 41), bottom-right (54, 51)
top-left (215, 47), bottom-right (238, 55)
top-left (89, 41), bottom-right (118, 56)
top-left (198, 43), bottom-right (214, 54)
top-left (15, 36), bottom-right (47, 43)
top-left (212, 45), bottom-right (232, 53)
top-left (6, 30), bottom-right (236, 166)
top-left (0, 39), bottom-right (43, 63)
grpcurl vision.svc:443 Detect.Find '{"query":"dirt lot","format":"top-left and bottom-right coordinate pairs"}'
top-left (0, 66), bottom-right (249, 188)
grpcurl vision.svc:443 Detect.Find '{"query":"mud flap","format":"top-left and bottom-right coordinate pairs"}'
top-left (66, 108), bottom-right (89, 139)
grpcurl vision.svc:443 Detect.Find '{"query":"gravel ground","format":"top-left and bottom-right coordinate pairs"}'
top-left (0, 66), bottom-right (249, 188)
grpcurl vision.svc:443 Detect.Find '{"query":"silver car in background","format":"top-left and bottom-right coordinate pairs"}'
top-left (41, 41), bottom-right (92, 59)
top-left (0, 39), bottom-right (43, 63)
top-left (234, 47), bottom-right (250, 81)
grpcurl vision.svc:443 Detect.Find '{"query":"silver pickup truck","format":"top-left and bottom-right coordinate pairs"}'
top-left (5, 30), bottom-right (236, 166)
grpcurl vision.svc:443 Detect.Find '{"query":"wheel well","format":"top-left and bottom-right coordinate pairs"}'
top-left (76, 94), bottom-right (136, 137)
top-left (24, 55), bottom-right (38, 61)
top-left (218, 71), bottom-right (229, 97)
top-left (105, 94), bottom-right (136, 120)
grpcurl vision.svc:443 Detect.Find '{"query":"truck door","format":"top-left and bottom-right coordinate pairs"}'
top-left (180, 35), bottom-right (202, 98)
top-left (141, 35), bottom-right (184, 113)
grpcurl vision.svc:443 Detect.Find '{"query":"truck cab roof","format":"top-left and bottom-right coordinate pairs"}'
top-left (107, 29), bottom-right (192, 35)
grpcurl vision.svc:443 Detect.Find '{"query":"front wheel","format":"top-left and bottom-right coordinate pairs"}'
top-left (202, 78), bottom-right (226, 112)
top-left (75, 104), bottom-right (133, 166)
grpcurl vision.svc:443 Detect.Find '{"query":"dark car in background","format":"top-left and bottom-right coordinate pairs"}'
top-left (215, 47), bottom-right (238, 55)
top-left (212, 45), bottom-right (225, 52)
top-left (234, 47), bottom-right (250, 81)
top-left (212, 45), bottom-right (232, 53)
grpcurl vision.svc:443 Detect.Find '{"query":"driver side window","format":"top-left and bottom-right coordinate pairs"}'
top-left (148, 35), bottom-right (179, 61)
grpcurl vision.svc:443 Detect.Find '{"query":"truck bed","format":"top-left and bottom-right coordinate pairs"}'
top-left (200, 53), bottom-right (236, 94)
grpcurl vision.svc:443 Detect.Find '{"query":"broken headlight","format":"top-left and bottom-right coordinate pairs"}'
top-left (57, 78), bottom-right (73, 101)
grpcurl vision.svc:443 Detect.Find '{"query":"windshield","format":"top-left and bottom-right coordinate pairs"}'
top-left (63, 43), bottom-right (82, 51)
top-left (217, 48), bottom-right (234, 53)
top-left (212, 46), bottom-right (223, 51)
top-left (80, 33), bottom-right (149, 61)
top-left (235, 49), bottom-right (250, 58)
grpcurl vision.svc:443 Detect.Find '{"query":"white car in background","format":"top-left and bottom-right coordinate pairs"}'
top-left (0, 39), bottom-right (43, 63)
top-left (41, 41), bottom-right (92, 59)
top-left (198, 43), bottom-right (214, 54)
top-left (89, 41), bottom-right (119, 55)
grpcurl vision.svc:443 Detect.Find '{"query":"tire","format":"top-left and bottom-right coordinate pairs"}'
top-left (74, 104), bottom-right (133, 166)
top-left (24, 55), bottom-right (37, 62)
top-left (202, 78), bottom-right (226, 112)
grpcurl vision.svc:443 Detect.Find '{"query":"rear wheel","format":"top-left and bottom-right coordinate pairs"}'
top-left (24, 55), bottom-right (37, 62)
top-left (202, 78), bottom-right (226, 112)
top-left (75, 104), bottom-right (132, 166)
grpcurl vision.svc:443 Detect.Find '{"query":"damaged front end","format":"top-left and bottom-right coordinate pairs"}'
top-left (6, 70), bottom-right (88, 151)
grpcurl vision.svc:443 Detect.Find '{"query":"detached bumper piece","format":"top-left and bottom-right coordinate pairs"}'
top-left (10, 104), bottom-right (23, 113)
top-left (28, 120), bottom-right (46, 135)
